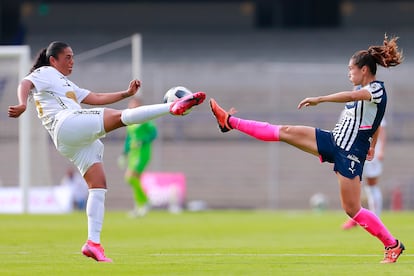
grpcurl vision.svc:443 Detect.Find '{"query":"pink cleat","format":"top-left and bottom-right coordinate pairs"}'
top-left (381, 239), bottom-right (405, 263)
top-left (342, 219), bottom-right (358, 230)
top-left (81, 240), bottom-right (113, 262)
top-left (170, 91), bottom-right (206, 116)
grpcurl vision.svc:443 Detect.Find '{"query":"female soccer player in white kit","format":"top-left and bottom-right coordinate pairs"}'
top-left (8, 41), bottom-right (206, 262)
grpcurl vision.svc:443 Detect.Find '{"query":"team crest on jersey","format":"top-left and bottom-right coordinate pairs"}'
top-left (66, 91), bottom-right (78, 103)
top-left (345, 101), bottom-right (356, 109)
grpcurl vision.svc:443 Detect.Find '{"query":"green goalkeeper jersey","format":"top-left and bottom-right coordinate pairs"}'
top-left (123, 121), bottom-right (158, 154)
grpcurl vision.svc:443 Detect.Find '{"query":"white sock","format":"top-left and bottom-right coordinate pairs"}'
top-left (372, 186), bottom-right (383, 216)
top-left (121, 103), bottom-right (170, 126)
top-left (364, 185), bottom-right (375, 213)
top-left (364, 185), bottom-right (382, 217)
top-left (86, 189), bottom-right (107, 244)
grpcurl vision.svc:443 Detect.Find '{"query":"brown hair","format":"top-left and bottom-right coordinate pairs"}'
top-left (352, 34), bottom-right (403, 75)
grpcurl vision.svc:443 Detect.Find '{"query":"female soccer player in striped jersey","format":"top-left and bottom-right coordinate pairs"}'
top-left (210, 35), bottom-right (404, 263)
top-left (8, 41), bottom-right (205, 262)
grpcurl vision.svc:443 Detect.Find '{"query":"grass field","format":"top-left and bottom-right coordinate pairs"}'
top-left (0, 210), bottom-right (412, 275)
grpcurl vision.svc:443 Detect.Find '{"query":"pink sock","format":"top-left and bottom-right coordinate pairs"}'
top-left (352, 208), bottom-right (396, 247)
top-left (229, 117), bottom-right (280, 141)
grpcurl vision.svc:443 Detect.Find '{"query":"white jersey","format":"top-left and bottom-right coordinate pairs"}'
top-left (332, 81), bottom-right (386, 152)
top-left (24, 66), bottom-right (90, 135)
top-left (363, 119), bottom-right (386, 178)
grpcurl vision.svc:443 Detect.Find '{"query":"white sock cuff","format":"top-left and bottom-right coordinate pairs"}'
top-left (89, 188), bottom-right (107, 194)
top-left (121, 108), bottom-right (132, 126)
top-left (88, 189), bottom-right (107, 203)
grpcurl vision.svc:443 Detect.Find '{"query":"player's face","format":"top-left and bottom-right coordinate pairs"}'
top-left (51, 47), bottom-right (74, 76)
top-left (347, 58), bottom-right (363, 86)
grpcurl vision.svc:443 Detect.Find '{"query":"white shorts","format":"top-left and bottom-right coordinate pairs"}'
top-left (55, 108), bottom-right (106, 175)
top-left (363, 157), bottom-right (383, 178)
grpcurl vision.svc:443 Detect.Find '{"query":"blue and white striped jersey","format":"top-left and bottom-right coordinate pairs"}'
top-left (332, 81), bottom-right (387, 152)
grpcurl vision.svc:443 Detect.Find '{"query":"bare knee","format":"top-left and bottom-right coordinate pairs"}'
top-left (341, 192), bottom-right (362, 217)
top-left (103, 108), bottom-right (125, 133)
top-left (342, 202), bottom-right (361, 217)
top-left (366, 177), bottom-right (378, 186)
top-left (279, 125), bottom-right (313, 140)
top-left (124, 169), bottom-right (140, 182)
top-left (84, 163), bottom-right (107, 189)
top-left (279, 125), bottom-right (295, 140)
top-left (279, 125), bottom-right (292, 134)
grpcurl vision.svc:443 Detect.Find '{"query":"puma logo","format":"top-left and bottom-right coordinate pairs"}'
top-left (349, 160), bottom-right (356, 174)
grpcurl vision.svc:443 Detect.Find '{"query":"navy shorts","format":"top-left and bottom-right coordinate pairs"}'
top-left (315, 129), bottom-right (366, 180)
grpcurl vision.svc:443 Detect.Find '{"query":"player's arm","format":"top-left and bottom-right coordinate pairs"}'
top-left (8, 79), bottom-right (34, 118)
top-left (376, 125), bottom-right (387, 160)
top-left (298, 89), bottom-right (371, 109)
top-left (367, 127), bottom-right (381, 161)
top-left (82, 79), bottom-right (140, 105)
top-left (123, 131), bottom-right (131, 155)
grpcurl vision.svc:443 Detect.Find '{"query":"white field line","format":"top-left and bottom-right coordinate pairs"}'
top-left (1, 252), bottom-right (413, 258)
top-left (150, 253), bottom-right (414, 257)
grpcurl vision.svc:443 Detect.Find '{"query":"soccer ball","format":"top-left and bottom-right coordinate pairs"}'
top-left (163, 86), bottom-right (193, 115)
top-left (163, 86), bottom-right (193, 103)
top-left (309, 193), bottom-right (328, 212)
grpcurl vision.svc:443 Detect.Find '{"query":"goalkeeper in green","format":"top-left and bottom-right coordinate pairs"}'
top-left (121, 97), bottom-right (158, 217)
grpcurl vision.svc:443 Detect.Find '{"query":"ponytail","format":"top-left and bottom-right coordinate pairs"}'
top-left (352, 34), bottom-right (403, 75)
top-left (368, 34), bottom-right (403, 68)
top-left (30, 48), bottom-right (49, 73)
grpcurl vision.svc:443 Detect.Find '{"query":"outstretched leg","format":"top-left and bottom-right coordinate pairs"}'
top-left (210, 98), bottom-right (319, 156)
top-left (104, 92), bottom-right (206, 133)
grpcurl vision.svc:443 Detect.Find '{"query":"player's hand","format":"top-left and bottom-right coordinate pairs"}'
top-left (366, 147), bottom-right (375, 161)
top-left (117, 154), bottom-right (127, 169)
top-left (297, 97), bottom-right (319, 109)
top-left (125, 79), bottom-right (141, 97)
top-left (8, 104), bottom-right (26, 118)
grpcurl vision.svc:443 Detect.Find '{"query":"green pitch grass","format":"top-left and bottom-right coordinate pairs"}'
top-left (0, 210), bottom-right (412, 275)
